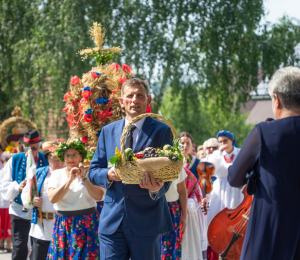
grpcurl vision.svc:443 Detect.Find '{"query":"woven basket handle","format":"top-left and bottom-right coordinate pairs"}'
top-left (120, 113), bottom-right (177, 162)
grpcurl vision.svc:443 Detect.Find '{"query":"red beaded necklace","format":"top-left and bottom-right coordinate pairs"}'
top-left (223, 154), bottom-right (234, 163)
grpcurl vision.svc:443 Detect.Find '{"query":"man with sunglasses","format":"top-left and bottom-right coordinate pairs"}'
top-left (0, 130), bottom-right (48, 260)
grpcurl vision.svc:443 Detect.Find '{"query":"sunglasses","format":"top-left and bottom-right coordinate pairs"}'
top-left (206, 147), bottom-right (218, 150)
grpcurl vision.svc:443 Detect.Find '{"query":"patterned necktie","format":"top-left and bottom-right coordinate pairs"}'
top-left (124, 125), bottom-right (137, 149)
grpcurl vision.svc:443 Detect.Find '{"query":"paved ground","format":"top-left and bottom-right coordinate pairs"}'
top-left (0, 251), bottom-right (11, 260)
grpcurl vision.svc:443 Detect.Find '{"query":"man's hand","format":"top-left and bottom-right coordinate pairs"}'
top-left (107, 167), bottom-right (121, 182)
top-left (19, 180), bottom-right (27, 192)
top-left (139, 172), bottom-right (163, 192)
top-left (179, 216), bottom-right (187, 232)
top-left (33, 197), bottom-right (43, 208)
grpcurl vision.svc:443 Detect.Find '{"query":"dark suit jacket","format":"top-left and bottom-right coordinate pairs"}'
top-left (89, 117), bottom-right (174, 236)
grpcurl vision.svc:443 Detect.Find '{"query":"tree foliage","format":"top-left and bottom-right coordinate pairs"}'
top-left (160, 86), bottom-right (254, 146)
top-left (0, 0), bottom-right (300, 139)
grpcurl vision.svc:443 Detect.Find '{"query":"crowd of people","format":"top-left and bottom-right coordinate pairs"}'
top-left (0, 66), bottom-right (299, 260)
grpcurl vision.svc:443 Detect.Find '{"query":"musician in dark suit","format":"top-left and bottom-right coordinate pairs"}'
top-left (228, 66), bottom-right (300, 260)
top-left (89, 78), bottom-right (173, 260)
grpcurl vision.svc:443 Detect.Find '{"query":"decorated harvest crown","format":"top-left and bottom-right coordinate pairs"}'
top-left (62, 22), bottom-right (136, 146)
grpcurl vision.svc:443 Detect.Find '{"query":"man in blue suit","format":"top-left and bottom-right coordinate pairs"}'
top-left (89, 78), bottom-right (174, 260)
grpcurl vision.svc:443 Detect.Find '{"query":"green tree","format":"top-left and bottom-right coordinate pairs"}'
top-left (160, 86), bottom-right (254, 146)
top-left (1, 0), bottom-right (300, 139)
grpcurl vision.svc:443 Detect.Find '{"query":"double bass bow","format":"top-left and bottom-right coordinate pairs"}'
top-left (207, 186), bottom-right (253, 260)
top-left (196, 162), bottom-right (215, 215)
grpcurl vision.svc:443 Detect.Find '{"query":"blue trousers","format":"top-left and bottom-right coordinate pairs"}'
top-left (99, 214), bottom-right (160, 260)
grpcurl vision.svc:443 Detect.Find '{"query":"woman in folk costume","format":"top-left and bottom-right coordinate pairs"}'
top-left (181, 169), bottom-right (203, 260)
top-left (47, 141), bottom-right (104, 260)
top-left (160, 168), bottom-right (188, 260)
top-left (179, 132), bottom-right (208, 260)
top-left (179, 132), bottom-right (200, 180)
top-left (204, 130), bottom-right (244, 260)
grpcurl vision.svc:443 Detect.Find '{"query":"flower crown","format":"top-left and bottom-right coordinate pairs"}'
top-left (56, 141), bottom-right (87, 162)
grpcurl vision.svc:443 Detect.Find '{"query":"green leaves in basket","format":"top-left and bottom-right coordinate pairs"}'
top-left (108, 155), bottom-right (120, 168)
top-left (187, 154), bottom-right (192, 164)
top-left (173, 139), bottom-right (180, 148)
top-left (108, 147), bottom-right (122, 168)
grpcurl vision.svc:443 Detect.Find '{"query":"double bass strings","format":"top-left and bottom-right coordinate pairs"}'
top-left (234, 206), bottom-right (252, 236)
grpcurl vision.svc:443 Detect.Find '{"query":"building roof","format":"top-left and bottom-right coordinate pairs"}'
top-left (246, 100), bottom-right (274, 124)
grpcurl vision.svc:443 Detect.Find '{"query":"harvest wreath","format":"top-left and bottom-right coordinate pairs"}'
top-left (62, 22), bottom-right (136, 146)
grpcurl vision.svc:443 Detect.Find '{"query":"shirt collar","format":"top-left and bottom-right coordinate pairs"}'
top-left (125, 117), bottom-right (146, 131)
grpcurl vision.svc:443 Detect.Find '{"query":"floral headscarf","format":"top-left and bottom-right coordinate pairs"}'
top-left (184, 168), bottom-right (202, 204)
top-left (217, 130), bottom-right (238, 148)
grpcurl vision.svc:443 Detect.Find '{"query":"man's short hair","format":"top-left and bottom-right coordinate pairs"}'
top-left (121, 78), bottom-right (150, 97)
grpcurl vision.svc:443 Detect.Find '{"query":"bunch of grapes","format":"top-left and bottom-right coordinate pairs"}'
top-left (142, 147), bottom-right (160, 158)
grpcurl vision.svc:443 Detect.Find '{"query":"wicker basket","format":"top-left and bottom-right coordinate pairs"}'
top-left (116, 113), bottom-right (183, 184)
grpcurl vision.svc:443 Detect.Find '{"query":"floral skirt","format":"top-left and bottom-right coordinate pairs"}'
top-left (161, 200), bottom-right (182, 260)
top-left (96, 201), bottom-right (103, 215)
top-left (47, 211), bottom-right (100, 260)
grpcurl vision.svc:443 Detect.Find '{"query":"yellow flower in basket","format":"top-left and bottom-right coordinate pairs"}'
top-left (115, 147), bottom-right (121, 158)
top-left (5, 145), bottom-right (13, 152)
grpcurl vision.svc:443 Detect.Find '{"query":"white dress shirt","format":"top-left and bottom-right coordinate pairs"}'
top-left (21, 167), bottom-right (55, 241)
top-left (124, 117), bottom-right (146, 147)
top-left (0, 158), bottom-right (32, 220)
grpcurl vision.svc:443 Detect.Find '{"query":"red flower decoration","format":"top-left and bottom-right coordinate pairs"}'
top-left (111, 63), bottom-right (121, 71)
top-left (122, 64), bottom-right (131, 73)
top-left (68, 122), bottom-right (73, 127)
top-left (81, 136), bottom-right (88, 143)
top-left (63, 91), bottom-right (72, 101)
top-left (70, 76), bottom-right (79, 85)
top-left (135, 154), bottom-right (144, 159)
top-left (89, 72), bottom-right (99, 79)
top-left (81, 90), bottom-right (92, 99)
top-left (146, 105), bottom-right (152, 113)
top-left (119, 77), bottom-right (128, 84)
top-left (66, 115), bottom-right (72, 122)
top-left (84, 114), bottom-right (93, 123)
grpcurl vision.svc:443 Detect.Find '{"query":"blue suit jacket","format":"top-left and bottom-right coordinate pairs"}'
top-left (89, 117), bottom-right (174, 236)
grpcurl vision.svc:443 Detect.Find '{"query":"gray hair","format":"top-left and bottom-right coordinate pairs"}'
top-left (205, 138), bottom-right (220, 149)
top-left (268, 66), bottom-right (300, 109)
top-left (121, 78), bottom-right (150, 97)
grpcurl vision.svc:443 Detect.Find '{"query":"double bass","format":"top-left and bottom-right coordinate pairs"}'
top-left (207, 186), bottom-right (253, 260)
top-left (196, 162), bottom-right (215, 214)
